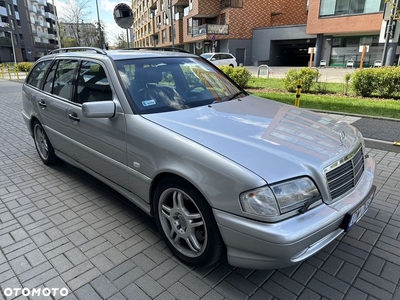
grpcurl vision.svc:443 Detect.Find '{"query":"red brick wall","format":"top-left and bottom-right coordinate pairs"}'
top-left (225, 0), bottom-right (307, 39)
top-left (307, 0), bottom-right (382, 34)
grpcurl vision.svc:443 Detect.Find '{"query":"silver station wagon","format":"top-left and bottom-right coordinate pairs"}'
top-left (22, 47), bottom-right (376, 269)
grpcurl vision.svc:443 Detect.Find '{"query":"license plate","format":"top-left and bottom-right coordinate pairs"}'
top-left (341, 185), bottom-right (376, 232)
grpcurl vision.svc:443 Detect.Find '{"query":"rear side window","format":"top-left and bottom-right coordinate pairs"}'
top-left (26, 60), bottom-right (52, 88)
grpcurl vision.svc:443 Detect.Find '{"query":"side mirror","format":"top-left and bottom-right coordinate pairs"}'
top-left (82, 101), bottom-right (115, 118)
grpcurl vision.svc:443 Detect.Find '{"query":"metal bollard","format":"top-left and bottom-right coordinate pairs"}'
top-left (295, 79), bottom-right (302, 107)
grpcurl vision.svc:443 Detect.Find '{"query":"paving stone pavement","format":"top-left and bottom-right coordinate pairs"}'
top-left (1, 79), bottom-right (400, 300)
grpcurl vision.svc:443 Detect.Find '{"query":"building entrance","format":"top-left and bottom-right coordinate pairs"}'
top-left (270, 39), bottom-right (316, 66)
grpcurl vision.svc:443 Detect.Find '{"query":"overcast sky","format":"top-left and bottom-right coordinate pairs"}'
top-left (53, 0), bottom-right (131, 46)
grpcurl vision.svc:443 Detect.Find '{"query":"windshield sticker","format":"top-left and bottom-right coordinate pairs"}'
top-left (142, 99), bottom-right (156, 106)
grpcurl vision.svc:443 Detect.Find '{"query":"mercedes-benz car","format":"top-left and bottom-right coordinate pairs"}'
top-left (22, 47), bottom-right (375, 269)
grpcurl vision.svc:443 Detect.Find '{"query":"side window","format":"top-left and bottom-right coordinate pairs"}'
top-left (52, 60), bottom-right (79, 100)
top-left (26, 60), bottom-right (52, 89)
top-left (213, 54), bottom-right (221, 61)
top-left (76, 61), bottom-right (112, 104)
top-left (43, 61), bottom-right (58, 93)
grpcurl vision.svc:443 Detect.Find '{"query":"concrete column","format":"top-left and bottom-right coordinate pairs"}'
top-left (385, 42), bottom-right (398, 66)
top-left (313, 34), bottom-right (324, 67)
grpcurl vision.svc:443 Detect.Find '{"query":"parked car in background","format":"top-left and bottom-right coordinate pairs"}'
top-left (22, 47), bottom-right (375, 270)
top-left (200, 52), bottom-right (238, 67)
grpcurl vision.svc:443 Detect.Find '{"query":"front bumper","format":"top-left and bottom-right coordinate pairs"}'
top-left (214, 156), bottom-right (376, 269)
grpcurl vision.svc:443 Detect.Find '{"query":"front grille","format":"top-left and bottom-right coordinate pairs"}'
top-left (325, 146), bottom-right (365, 201)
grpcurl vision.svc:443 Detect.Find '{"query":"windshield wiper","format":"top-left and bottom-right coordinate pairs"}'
top-left (214, 91), bottom-right (248, 104)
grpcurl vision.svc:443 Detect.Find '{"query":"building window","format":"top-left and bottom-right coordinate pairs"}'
top-left (221, 0), bottom-right (243, 9)
top-left (320, 0), bottom-right (384, 16)
top-left (8, 4), bottom-right (13, 15)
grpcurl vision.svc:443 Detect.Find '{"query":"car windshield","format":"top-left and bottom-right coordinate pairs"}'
top-left (200, 54), bottom-right (212, 60)
top-left (115, 57), bottom-right (243, 114)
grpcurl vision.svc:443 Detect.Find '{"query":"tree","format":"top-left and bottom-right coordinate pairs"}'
top-left (59, 0), bottom-right (91, 46)
top-left (94, 21), bottom-right (109, 49)
top-left (116, 31), bottom-right (128, 49)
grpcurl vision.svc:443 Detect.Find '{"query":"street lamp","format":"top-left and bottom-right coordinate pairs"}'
top-left (8, 31), bottom-right (16, 65)
top-left (95, 0), bottom-right (104, 48)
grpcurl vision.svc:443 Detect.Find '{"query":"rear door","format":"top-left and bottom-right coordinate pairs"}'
top-left (37, 59), bottom-right (79, 159)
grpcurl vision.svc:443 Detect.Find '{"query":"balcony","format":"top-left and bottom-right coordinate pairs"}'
top-left (38, 9), bottom-right (46, 16)
top-left (175, 12), bottom-right (183, 20)
top-left (45, 12), bottom-right (56, 21)
top-left (0, 20), bottom-right (8, 28)
top-left (28, 5), bottom-right (38, 13)
top-left (192, 24), bottom-right (229, 37)
top-left (34, 36), bottom-right (41, 42)
top-left (37, 0), bottom-right (47, 6)
top-left (184, 6), bottom-right (189, 16)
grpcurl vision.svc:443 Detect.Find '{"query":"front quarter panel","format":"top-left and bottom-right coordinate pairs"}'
top-left (125, 115), bottom-right (265, 213)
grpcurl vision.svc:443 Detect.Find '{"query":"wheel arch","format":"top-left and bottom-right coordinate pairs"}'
top-left (149, 172), bottom-right (211, 216)
top-left (29, 116), bottom-right (41, 137)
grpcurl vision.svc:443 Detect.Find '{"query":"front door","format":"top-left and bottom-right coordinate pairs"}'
top-left (67, 60), bottom-right (130, 190)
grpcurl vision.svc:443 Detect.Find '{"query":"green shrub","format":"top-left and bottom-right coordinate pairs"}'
top-left (219, 66), bottom-right (252, 88)
top-left (352, 68), bottom-right (376, 97)
top-left (284, 68), bottom-right (320, 93)
top-left (374, 67), bottom-right (400, 98)
top-left (16, 62), bottom-right (34, 72)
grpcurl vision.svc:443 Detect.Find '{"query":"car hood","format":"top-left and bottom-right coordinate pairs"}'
top-left (143, 95), bottom-right (361, 183)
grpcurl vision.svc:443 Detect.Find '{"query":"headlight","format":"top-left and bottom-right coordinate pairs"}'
top-left (239, 186), bottom-right (280, 217)
top-left (240, 177), bottom-right (321, 217)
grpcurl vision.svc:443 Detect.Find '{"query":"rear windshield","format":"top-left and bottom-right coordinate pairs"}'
top-left (115, 57), bottom-right (243, 114)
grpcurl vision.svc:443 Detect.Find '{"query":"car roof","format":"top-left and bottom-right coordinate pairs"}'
top-left (201, 52), bottom-right (233, 55)
top-left (39, 47), bottom-right (198, 62)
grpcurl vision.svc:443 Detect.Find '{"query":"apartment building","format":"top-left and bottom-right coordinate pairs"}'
top-left (0, 0), bottom-right (59, 63)
top-left (132, 0), bottom-right (309, 66)
top-left (307, 0), bottom-right (386, 67)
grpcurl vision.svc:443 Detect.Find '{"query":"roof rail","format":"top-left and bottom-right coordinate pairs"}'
top-left (125, 47), bottom-right (190, 53)
top-left (48, 47), bottom-right (107, 55)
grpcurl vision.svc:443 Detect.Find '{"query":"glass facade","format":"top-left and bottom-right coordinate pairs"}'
top-left (329, 36), bottom-right (384, 67)
top-left (320, 0), bottom-right (384, 16)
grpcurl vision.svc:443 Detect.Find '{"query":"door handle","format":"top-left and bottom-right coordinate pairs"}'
top-left (38, 100), bottom-right (47, 108)
top-left (68, 113), bottom-right (80, 122)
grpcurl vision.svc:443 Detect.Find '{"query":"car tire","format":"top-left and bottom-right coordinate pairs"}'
top-left (33, 120), bottom-right (59, 165)
top-left (229, 64), bottom-right (234, 67)
top-left (153, 178), bottom-right (223, 267)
